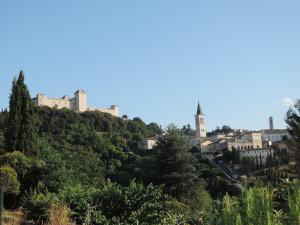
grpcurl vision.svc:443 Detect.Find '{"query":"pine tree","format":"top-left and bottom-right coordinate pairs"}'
top-left (4, 71), bottom-right (37, 155)
top-left (155, 125), bottom-right (198, 198)
top-left (286, 102), bottom-right (300, 170)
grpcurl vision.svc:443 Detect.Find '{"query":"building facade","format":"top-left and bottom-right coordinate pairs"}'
top-left (227, 132), bottom-right (263, 151)
top-left (33, 90), bottom-right (119, 116)
top-left (261, 129), bottom-right (290, 143)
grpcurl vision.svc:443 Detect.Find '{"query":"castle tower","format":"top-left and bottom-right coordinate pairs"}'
top-left (269, 116), bottom-right (274, 130)
top-left (75, 90), bottom-right (87, 112)
top-left (110, 105), bottom-right (120, 117)
top-left (195, 102), bottom-right (207, 139)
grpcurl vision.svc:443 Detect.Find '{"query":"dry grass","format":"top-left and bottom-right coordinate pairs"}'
top-left (3, 210), bottom-right (24, 225)
top-left (45, 203), bottom-right (75, 225)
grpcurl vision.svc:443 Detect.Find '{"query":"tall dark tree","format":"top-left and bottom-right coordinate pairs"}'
top-left (4, 71), bottom-right (37, 155)
top-left (155, 125), bottom-right (199, 198)
top-left (286, 100), bottom-right (300, 172)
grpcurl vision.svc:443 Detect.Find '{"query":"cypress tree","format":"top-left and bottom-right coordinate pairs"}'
top-left (4, 71), bottom-right (37, 155)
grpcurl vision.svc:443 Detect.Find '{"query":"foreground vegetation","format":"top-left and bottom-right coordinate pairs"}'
top-left (1, 71), bottom-right (300, 224)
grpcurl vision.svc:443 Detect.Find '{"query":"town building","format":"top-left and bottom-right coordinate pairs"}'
top-left (261, 129), bottom-right (290, 143)
top-left (32, 90), bottom-right (119, 116)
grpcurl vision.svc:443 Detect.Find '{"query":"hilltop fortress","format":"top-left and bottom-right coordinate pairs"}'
top-left (32, 90), bottom-right (119, 117)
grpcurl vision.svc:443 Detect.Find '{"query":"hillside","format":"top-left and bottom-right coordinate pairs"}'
top-left (1, 73), bottom-right (300, 225)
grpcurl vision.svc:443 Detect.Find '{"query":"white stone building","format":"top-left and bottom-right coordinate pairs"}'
top-left (32, 90), bottom-right (119, 116)
top-left (261, 129), bottom-right (290, 143)
top-left (227, 132), bottom-right (263, 151)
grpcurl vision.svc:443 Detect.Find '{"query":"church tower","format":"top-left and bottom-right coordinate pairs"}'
top-left (195, 102), bottom-right (207, 139)
top-left (269, 116), bottom-right (274, 130)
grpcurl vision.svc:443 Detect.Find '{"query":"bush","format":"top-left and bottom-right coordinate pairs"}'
top-left (46, 203), bottom-right (74, 225)
top-left (0, 165), bottom-right (20, 194)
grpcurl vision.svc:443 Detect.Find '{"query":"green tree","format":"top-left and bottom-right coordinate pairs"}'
top-left (4, 71), bottom-right (37, 155)
top-left (156, 125), bottom-right (199, 198)
top-left (0, 165), bottom-right (20, 224)
top-left (0, 151), bottom-right (33, 179)
top-left (0, 151), bottom-right (36, 197)
top-left (0, 165), bottom-right (19, 194)
top-left (286, 101), bottom-right (300, 172)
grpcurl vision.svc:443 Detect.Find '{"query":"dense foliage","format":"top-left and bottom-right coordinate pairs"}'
top-left (215, 179), bottom-right (300, 225)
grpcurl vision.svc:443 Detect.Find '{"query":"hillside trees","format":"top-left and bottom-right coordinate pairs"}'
top-left (0, 73), bottom-right (216, 224)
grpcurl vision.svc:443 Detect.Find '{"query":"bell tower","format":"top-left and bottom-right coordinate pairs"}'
top-left (195, 102), bottom-right (207, 139)
top-left (269, 116), bottom-right (274, 130)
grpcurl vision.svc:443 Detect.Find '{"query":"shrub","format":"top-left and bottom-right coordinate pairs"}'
top-left (46, 203), bottom-right (74, 225)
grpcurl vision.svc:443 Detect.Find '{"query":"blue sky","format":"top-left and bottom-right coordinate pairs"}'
top-left (1, 1), bottom-right (300, 131)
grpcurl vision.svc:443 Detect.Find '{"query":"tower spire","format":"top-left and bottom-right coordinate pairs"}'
top-left (197, 102), bottom-right (203, 115)
top-left (269, 116), bottom-right (274, 130)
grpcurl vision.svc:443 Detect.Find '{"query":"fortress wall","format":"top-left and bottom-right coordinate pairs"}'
top-left (88, 106), bottom-right (119, 117)
top-left (33, 91), bottom-right (119, 117)
top-left (35, 94), bottom-right (75, 110)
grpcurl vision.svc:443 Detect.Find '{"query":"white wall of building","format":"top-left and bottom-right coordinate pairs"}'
top-left (262, 130), bottom-right (290, 143)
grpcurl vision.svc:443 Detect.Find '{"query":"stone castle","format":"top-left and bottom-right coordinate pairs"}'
top-left (32, 90), bottom-right (119, 117)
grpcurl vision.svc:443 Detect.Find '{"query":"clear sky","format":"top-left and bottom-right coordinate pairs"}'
top-left (1, 1), bottom-right (300, 131)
